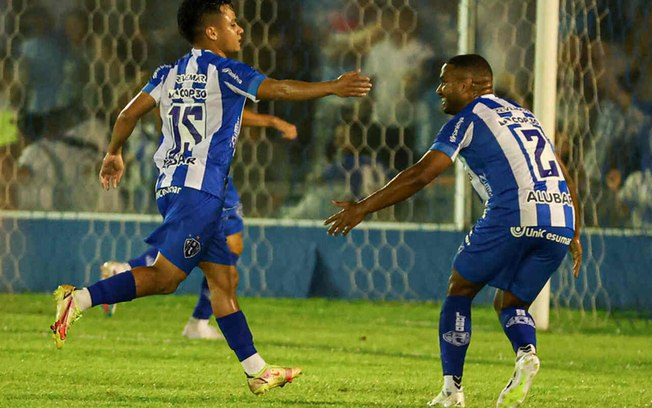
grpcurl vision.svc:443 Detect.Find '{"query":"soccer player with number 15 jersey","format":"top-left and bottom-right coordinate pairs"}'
top-left (50, 0), bottom-right (371, 396)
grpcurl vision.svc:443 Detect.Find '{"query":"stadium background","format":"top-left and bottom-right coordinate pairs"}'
top-left (0, 0), bottom-right (650, 319)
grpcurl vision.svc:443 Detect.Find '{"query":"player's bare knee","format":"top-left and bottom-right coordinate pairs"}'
top-left (447, 269), bottom-right (483, 298)
top-left (149, 265), bottom-right (185, 294)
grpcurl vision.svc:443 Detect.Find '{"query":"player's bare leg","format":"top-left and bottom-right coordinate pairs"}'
top-left (51, 253), bottom-right (187, 348)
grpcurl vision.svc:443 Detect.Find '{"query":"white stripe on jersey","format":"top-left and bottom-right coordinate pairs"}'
top-left (155, 65), bottom-right (181, 189)
top-left (185, 64), bottom-right (222, 190)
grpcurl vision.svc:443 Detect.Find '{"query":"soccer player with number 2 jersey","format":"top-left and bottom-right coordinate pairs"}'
top-left (50, 0), bottom-right (371, 396)
top-left (325, 54), bottom-right (582, 408)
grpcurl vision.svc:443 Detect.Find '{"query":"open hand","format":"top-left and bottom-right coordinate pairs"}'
top-left (333, 70), bottom-right (372, 97)
top-left (99, 153), bottom-right (125, 190)
top-left (324, 200), bottom-right (366, 236)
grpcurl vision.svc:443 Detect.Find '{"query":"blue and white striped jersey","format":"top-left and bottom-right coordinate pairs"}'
top-left (431, 94), bottom-right (575, 229)
top-left (143, 48), bottom-right (266, 199)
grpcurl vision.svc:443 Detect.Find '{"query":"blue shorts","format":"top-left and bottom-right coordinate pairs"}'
top-left (453, 225), bottom-right (573, 303)
top-left (145, 187), bottom-right (234, 274)
top-left (222, 202), bottom-right (244, 236)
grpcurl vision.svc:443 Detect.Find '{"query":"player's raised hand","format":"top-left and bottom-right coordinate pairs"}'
top-left (569, 235), bottom-right (582, 278)
top-left (324, 200), bottom-right (366, 236)
top-left (99, 153), bottom-right (125, 190)
top-left (333, 70), bottom-right (372, 97)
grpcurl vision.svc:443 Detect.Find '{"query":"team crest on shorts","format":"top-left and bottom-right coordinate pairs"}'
top-left (183, 237), bottom-right (201, 258)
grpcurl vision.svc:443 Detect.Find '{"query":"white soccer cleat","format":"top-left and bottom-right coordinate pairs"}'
top-left (496, 345), bottom-right (540, 408)
top-left (427, 388), bottom-right (465, 407)
top-left (99, 261), bottom-right (130, 317)
top-left (182, 317), bottom-right (224, 340)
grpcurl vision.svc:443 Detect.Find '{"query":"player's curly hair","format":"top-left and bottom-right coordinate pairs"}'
top-left (177, 0), bottom-right (233, 44)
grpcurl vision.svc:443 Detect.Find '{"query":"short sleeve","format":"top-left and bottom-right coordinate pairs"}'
top-left (218, 60), bottom-right (266, 102)
top-left (430, 114), bottom-right (474, 162)
top-left (142, 64), bottom-right (173, 104)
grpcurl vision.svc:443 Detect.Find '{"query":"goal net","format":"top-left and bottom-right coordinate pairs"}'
top-left (0, 0), bottom-right (649, 322)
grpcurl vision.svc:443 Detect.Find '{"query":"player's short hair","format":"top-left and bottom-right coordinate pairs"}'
top-left (447, 54), bottom-right (493, 80)
top-left (177, 0), bottom-right (233, 44)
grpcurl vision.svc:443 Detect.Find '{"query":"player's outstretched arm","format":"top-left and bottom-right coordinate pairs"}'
top-left (242, 109), bottom-right (297, 140)
top-left (556, 152), bottom-right (583, 278)
top-left (256, 70), bottom-right (372, 101)
top-left (100, 91), bottom-right (156, 190)
top-left (324, 150), bottom-right (453, 236)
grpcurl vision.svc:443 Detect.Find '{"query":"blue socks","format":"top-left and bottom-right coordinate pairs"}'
top-left (216, 311), bottom-right (257, 361)
top-left (500, 307), bottom-right (537, 352)
top-left (192, 278), bottom-right (213, 320)
top-left (439, 295), bottom-right (472, 377)
top-left (87, 270), bottom-right (137, 306)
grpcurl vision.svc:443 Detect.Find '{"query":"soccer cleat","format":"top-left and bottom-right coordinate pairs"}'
top-left (496, 345), bottom-right (540, 408)
top-left (181, 317), bottom-right (224, 340)
top-left (50, 284), bottom-right (83, 349)
top-left (247, 365), bottom-right (302, 395)
top-left (427, 388), bottom-right (466, 407)
top-left (99, 261), bottom-right (129, 316)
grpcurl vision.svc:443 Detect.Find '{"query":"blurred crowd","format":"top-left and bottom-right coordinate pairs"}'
top-left (0, 0), bottom-right (649, 228)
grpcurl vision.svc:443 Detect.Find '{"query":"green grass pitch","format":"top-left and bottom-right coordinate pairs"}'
top-left (0, 293), bottom-right (650, 407)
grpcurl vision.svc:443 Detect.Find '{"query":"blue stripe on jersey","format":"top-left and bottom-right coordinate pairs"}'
top-left (477, 97), bottom-right (503, 110)
top-left (536, 203), bottom-right (551, 225)
top-left (559, 180), bottom-right (574, 229)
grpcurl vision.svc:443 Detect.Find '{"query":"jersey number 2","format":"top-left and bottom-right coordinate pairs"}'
top-left (514, 127), bottom-right (560, 179)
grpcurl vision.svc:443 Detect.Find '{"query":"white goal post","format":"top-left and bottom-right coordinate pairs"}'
top-left (530, 0), bottom-right (560, 331)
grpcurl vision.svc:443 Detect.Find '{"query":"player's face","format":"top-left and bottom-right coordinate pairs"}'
top-left (209, 6), bottom-right (244, 55)
top-left (436, 64), bottom-right (471, 115)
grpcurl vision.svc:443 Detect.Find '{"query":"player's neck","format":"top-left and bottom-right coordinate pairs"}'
top-left (192, 41), bottom-right (227, 58)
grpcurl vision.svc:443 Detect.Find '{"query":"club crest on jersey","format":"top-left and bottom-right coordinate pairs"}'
top-left (184, 237), bottom-right (201, 258)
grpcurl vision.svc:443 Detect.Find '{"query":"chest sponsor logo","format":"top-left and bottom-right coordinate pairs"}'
top-left (168, 87), bottom-right (207, 100)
